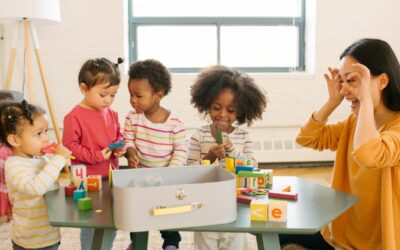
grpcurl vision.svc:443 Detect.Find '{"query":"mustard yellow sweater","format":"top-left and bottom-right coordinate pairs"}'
top-left (297, 114), bottom-right (400, 250)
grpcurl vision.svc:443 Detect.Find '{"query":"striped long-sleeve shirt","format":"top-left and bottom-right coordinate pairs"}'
top-left (123, 111), bottom-right (188, 168)
top-left (187, 125), bottom-right (256, 166)
top-left (5, 155), bottom-right (67, 249)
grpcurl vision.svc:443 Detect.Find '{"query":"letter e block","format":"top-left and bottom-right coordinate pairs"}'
top-left (268, 200), bottom-right (287, 222)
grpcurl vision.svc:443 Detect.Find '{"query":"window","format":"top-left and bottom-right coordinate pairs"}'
top-left (128, 0), bottom-right (305, 73)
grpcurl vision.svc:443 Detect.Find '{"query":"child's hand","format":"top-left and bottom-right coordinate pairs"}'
top-left (126, 147), bottom-right (139, 168)
top-left (53, 144), bottom-right (72, 160)
top-left (206, 144), bottom-right (226, 162)
top-left (113, 147), bottom-right (127, 158)
top-left (101, 147), bottom-right (112, 160)
top-left (324, 67), bottom-right (344, 105)
top-left (224, 140), bottom-right (233, 152)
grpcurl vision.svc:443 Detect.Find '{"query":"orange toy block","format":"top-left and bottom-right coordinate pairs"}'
top-left (87, 175), bottom-right (102, 191)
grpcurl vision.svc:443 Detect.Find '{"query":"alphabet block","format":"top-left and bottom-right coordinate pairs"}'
top-left (71, 164), bottom-right (87, 187)
top-left (268, 200), bottom-right (287, 222)
top-left (250, 199), bottom-right (268, 221)
top-left (87, 175), bottom-right (102, 191)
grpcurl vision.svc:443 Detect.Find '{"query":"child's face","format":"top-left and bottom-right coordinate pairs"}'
top-left (12, 115), bottom-right (49, 157)
top-left (209, 88), bottom-right (237, 132)
top-left (128, 78), bottom-right (162, 114)
top-left (80, 82), bottom-right (119, 110)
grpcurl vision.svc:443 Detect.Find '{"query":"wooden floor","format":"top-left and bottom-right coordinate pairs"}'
top-left (0, 166), bottom-right (333, 250)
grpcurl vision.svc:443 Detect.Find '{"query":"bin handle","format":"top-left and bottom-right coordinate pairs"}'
top-left (153, 202), bottom-right (203, 216)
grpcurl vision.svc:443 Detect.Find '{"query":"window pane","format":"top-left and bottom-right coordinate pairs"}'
top-left (132, 0), bottom-right (301, 17)
top-left (136, 26), bottom-right (217, 68)
top-left (220, 26), bottom-right (299, 67)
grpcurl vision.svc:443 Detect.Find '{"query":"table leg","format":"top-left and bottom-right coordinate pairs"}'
top-left (133, 231), bottom-right (149, 249)
top-left (92, 229), bottom-right (114, 250)
top-left (256, 233), bottom-right (280, 250)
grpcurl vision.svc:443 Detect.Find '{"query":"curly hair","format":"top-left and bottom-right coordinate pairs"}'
top-left (0, 101), bottom-right (45, 147)
top-left (191, 65), bottom-right (267, 126)
top-left (78, 57), bottom-right (124, 89)
top-left (128, 59), bottom-right (172, 95)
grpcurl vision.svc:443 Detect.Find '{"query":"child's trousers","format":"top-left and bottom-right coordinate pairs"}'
top-left (194, 232), bottom-right (247, 250)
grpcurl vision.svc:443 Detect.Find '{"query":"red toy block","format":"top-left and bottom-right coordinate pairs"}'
top-left (64, 184), bottom-right (77, 196)
top-left (268, 191), bottom-right (298, 200)
top-left (237, 195), bottom-right (258, 204)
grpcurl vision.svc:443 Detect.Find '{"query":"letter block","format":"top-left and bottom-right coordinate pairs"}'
top-left (87, 175), bottom-right (102, 191)
top-left (71, 164), bottom-right (87, 187)
top-left (250, 199), bottom-right (268, 221)
top-left (78, 197), bottom-right (93, 211)
top-left (268, 200), bottom-right (287, 222)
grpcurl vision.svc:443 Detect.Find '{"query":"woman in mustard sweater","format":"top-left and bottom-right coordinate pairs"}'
top-left (280, 38), bottom-right (400, 250)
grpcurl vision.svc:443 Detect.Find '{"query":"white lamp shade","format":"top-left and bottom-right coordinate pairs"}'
top-left (0, 0), bottom-right (61, 23)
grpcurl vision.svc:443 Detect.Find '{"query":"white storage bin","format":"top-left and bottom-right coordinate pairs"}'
top-left (112, 165), bottom-right (237, 232)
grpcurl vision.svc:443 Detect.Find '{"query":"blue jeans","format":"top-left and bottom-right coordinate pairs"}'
top-left (80, 228), bottom-right (116, 250)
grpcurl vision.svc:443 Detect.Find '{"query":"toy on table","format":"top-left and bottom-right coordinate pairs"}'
top-left (268, 190), bottom-right (298, 200)
top-left (41, 142), bottom-right (75, 159)
top-left (73, 181), bottom-right (86, 201)
top-left (64, 184), bottom-right (77, 196)
top-left (87, 175), bottom-right (102, 191)
top-left (71, 164), bottom-right (87, 187)
top-left (78, 197), bottom-right (93, 211)
top-left (201, 159), bottom-right (211, 165)
top-left (105, 140), bottom-right (125, 153)
top-left (268, 200), bottom-right (287, 222)
top-left (250, 199), bottom-right (269, 221)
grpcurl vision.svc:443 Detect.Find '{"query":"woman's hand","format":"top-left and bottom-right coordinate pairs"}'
top-left (324, 67), bottom-right (344, 105)
top-left (346, 63), bottom-right (373, 102)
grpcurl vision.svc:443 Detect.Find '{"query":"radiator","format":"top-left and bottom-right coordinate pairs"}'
top-left (253, 138), bottom-right (335, 163)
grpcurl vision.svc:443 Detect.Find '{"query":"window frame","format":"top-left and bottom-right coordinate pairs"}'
top-left (128, 0), bottom-right (305, 73)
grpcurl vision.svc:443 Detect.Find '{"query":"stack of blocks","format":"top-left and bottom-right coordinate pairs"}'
top-left (250, 199), bottom-right (287, 222)
top-left (70, 165), bottom-right (94, 211)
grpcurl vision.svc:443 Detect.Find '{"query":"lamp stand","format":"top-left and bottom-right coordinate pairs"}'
top-left (3, 19), bottom-right (69, 175)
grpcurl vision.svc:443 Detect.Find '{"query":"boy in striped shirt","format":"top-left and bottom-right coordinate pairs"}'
top-left (123, 59), bottom-right (188, 250)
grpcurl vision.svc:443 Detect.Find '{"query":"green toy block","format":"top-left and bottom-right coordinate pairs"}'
top-left (78, 197), bottom-right (93, 211)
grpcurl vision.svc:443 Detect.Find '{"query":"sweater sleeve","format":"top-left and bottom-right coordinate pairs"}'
top-left (5, 156), bottom-right (66, 196)
top-left (123, 112), bottom-right (136, 149)
top-left (352, 128), bottom-right (400, 169)
top-left (63, 114), bottom-right (104, 164)
top-left (168, 120), bottom-right (188, 167)
top-left (187, 129), bottom-right (201, 165)
top-left (296, 113), bottom-right (347, 151)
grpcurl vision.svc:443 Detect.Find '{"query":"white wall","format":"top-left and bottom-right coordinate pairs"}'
top-left (1, 0), bottom-right (400, 162)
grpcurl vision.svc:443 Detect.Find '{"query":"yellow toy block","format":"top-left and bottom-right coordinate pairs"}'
top-left (250, 199), bottom-right (268, 221)
top-left (225, 157), bottom-right (235, 172)
top-left (87, 175), bottom-right (102, 191)
top-left (268, 200), bottom-right (287, 222)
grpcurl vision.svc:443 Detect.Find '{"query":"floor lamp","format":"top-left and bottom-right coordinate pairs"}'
top-left (0, 0), bottom-right (70, 177)
top-left (0, 0), bottom-right (62, 143)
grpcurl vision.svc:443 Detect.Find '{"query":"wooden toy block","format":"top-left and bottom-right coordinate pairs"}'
top-left (73, 189), bottom-right (86, 201)
top-left (235, 166), bottom-right (254, 174)
top-left (87, 175), bottom-right (102, 191)
top-left (268, 200), bottom-right (287, 222)
top-left (237, 195), bottom-right (258, 204)
top-left (250, 199), bottom-right (268, 221)
top-left (109, 164), bottom-right (113, 188)
top-left (225, 157), bottom-right (235, 172)
top-left (257, 169), bottom-right (273, 189)
top-left (268, 190), bottom-right (298, 200)
top-left (64, 184), bottom-right (77, 196)
top-left (235, 158), bottom-right (246, 167)
top-left (201, 159), bottom-right (211, 165)
top-left (78, 197), bottom-right (93, 211)
top-left (71, 164), bottom-right (87, 187)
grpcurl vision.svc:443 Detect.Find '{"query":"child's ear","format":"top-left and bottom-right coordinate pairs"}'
top-left (79, 83), bottom-right (88, 94)
top-left (378, 73), bottom-right (389, 90)
top-left (7, 134), bottom-right (20, 147)
top-left (156, 91), bottom-right (164, 100)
